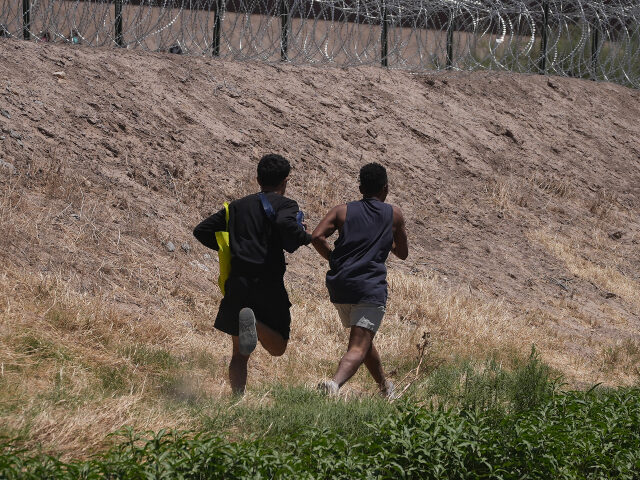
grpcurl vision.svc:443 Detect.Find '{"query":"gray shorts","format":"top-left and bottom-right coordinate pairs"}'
top-left (333, 303), bottom-right (386, 333)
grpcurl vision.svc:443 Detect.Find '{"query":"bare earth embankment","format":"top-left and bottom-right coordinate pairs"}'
top-left (1, 38), bottom-right (639, 456)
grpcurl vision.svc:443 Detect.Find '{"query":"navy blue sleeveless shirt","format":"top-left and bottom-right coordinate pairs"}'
top-left (326, 198), bottom-right (394, 305)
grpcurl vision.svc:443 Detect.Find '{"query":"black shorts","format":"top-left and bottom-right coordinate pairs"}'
top-left (214, 274), bottom-right (292, 340)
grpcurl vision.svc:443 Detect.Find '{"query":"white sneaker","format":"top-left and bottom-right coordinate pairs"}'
top-left (381, 380), bottom-right (396, 400)
top-left (317, 379), bottom-right (339, 396)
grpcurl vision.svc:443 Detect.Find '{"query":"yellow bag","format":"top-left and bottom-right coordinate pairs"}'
top-left (215, 202), bottom-right (231, 295)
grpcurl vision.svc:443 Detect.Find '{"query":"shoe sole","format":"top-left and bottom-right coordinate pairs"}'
top-left (238, 308), bottom-right (258, 356)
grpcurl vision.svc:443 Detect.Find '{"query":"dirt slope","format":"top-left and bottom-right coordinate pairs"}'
top-left (1, 38), bottom-right (640, 379)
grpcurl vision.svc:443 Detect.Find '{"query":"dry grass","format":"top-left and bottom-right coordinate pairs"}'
top-left (1, 159), bottom-right (639, 458)
top-left (530, 229), bottom-right (640, 309)
top-left (3, 254), bottom-right (637, 458)
top-left (487, 177), bottom-right (529, 213)
top-left (525, 227), bottom-right (640, 383)
top-left (487, 172), bottom-right (575, 216)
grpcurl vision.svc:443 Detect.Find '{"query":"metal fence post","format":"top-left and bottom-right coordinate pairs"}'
top-left (280, 0), bottom-right (289, 61)
top-left (539, 1), bottom-right (549, 73)
top-left (381, 1), bottom-right (388, 67)
top-left (446, 9), bottom-right (455, 69)
top-left (22, 0), bottom-right (30, 40)
top-left (591, 24), bottom-right (599, 78)
top-left (212, 0), bottom-right (222, 56)
top-left (115, 0), bottom-right (123, 47)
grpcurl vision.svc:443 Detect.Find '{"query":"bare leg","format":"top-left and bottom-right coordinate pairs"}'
top-left (256, 320), bottom-right (288, 357)
top-left (229, 336), bottom-right (249, 395)
top-left (332, 326), bottom-right (375, 387)
top-left (229, 317), bottom-right (287, 395)
top-left (363, 343), bottom-right (387, 390)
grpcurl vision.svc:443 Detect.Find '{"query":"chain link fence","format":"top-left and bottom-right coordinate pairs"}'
top-left (1, 0), bottom-right (639, 87)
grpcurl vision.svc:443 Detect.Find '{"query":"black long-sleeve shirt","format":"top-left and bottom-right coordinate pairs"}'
top-left (193, 192), bottom-right (311, 278)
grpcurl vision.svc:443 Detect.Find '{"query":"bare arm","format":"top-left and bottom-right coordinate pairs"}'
top-left (391, 205), bottom-right (409, 260)
top-left (311, 204), bottom-right (346, 261)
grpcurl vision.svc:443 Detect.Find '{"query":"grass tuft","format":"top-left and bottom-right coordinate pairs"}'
top-left (202, 385), bottom-right (394, 440)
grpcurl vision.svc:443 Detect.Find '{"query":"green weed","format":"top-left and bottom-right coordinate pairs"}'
top-left (118, 344), bottom-right (178, 370)
top-left (96, 365), bottom-right (131, 394)
top-left (2, 388), bottom-right (639, 479)
top-left (15, 335), bottom-right (71, 362)
top-left (203, 385), bottom-right (393, 440)
top-left (417, 345), bottom-right (559, 413)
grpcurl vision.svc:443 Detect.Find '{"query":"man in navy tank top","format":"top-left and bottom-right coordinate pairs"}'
top-left (311, 163), bottom-right (409, 397)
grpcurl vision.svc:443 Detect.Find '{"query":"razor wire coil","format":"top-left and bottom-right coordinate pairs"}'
top-left (1, 0), bottom-right (639, 88)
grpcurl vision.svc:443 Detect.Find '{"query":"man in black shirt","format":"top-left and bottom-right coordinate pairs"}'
top-left (193, 154), bottom-right (311, 394)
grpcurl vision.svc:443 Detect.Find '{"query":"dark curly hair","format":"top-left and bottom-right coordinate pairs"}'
top-left (257, 154), bottom-right (291, 187)
top-left (359, 162), bottom-right (388, 196)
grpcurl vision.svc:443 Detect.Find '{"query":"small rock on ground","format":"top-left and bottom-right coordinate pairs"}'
top-left (190, 260), bottom-right (209, 272)
top-left (0, 159), bottom-right (16, 174)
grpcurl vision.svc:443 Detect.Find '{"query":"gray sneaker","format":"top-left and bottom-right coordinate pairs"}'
top-left (238, 308), bottom-right (258, 355)
top-left (381, 380), bottom-right (396, 400)
top-left (317, 379), bottom-right (339, 396)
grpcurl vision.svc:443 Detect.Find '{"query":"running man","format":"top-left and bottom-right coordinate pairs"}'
top-left (311, 163), bottom-right (408, 397)
top-left (193, 154), bottom-right (311, 394)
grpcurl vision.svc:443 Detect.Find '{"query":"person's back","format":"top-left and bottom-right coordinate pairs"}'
top-left (193, 154), bottom-right (310, 395)
top-left (326, 198), bottom-right (393, 305)
top-left (311, 162), bottom-right (408, 397)
top-left (224, 191), bottom-right (309, 278)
